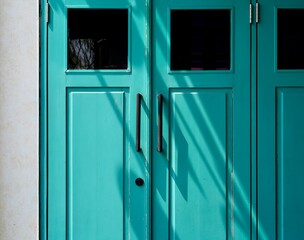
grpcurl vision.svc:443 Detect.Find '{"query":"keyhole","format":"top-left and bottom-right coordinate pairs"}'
top-left (135, 178), bottom-right (144, 186)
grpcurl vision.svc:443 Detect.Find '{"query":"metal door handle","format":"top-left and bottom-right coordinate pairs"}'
top-left (157, 94), bottom-right (163, 152)
top-left (136, 93), bottom-right (142, 152)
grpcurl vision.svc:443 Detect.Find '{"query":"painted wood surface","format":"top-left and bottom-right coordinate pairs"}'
top-left (48, 0), bottom-right (149, 239)
top-left (152, 0), bottom-right (250, 239)
top-left (258, 1), bottom-right (304, 239)
top-left (46, 0), bottom-right (304, 239)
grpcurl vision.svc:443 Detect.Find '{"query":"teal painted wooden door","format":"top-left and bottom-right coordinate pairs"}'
top-left (258, 1), bottom-right (304, 239)
top-left (47, 0), bottom-right (150, 239)
top-left (152, 0), bottom-right (250, 239)
top-left (47, 0), bottom-right (304, 239)
top-left (47, 0), bottom-right (251, 239)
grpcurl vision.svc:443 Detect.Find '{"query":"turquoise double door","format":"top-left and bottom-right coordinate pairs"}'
top-left (47, 0), bottom-right (304, 239)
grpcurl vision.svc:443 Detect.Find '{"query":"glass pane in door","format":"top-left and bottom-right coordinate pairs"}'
top-left (277, 9), bottom-right (304, 70)
top-left (68, 9), bottom-right (128, 70)
top-left (171, 10), bottom-right (231, 71)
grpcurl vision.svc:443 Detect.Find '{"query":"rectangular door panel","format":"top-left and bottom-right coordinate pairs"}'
top-left (67, 89), bottom-right (127, 239)
top-left (170, 90), bottom-right (232, 239)
top-left (277, 88), bottom-right (304, 239)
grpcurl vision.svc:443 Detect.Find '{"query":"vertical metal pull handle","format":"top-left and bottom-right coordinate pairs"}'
top-left (157, 94), bottom-right (163, 152)
top-left (136, 93), bottom-right (142, 152)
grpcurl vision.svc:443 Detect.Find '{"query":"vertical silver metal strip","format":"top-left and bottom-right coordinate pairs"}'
top-left (256, 3), bottom-right (259, 23)
top-left (250, 4), bottom-right (253, 24)
top-left (46, 3), bottom-right (49, 23)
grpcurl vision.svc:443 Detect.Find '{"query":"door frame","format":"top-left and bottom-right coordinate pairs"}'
top-left (40, 1), bottom-right (48, 240)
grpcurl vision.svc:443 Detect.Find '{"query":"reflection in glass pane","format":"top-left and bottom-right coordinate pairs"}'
top-left (68, 9), bottom-right (128, 70)
top-left (278, 9), bottom-right (304, 70)
top-left (171, 10), bottom-right (231, 71)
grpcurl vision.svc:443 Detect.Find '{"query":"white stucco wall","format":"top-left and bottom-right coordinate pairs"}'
top-left (0, 1), bottom-right (39, 239)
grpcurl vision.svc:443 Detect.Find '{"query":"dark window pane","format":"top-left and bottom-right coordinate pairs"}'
top-left (278, 9), bottom-right (304, 70)
top-left (68, 9), bottom-right (128, 70)
top-left (171, 10), bottom-right (231, 71)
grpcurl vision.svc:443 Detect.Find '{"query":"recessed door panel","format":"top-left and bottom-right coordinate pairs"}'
top-left (277, 88), bottom-right (304, 240)
top-left (67, 89), bottom-right (126, 239)
top-left (170, 90), bottom-right (232, 239)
